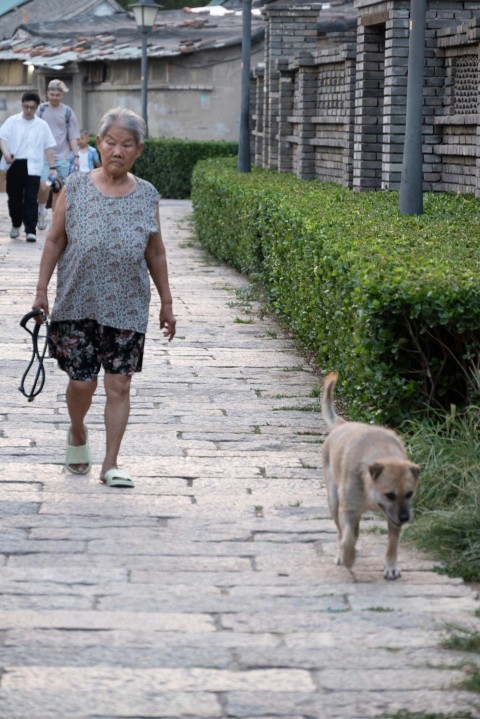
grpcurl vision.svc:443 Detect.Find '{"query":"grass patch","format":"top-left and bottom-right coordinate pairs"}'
top-left (439, 624), bottom-right (480, 697)
top-left (462, 664), bottom-right (480, 693)
top-left (380, 712), bottom-right (474, 719)
top-left (274, 403), bottom-right (321, 413)
top-left (441, 626), bottom-right (480, 653)
top-left (402, 405), bottom-right (480, 582)
top-left (295, 430), bottom-right (324, 436)
top-left (364, 525), bottom-right (388, 535)
top-left (235, 285), bottom-right (262, 303)
top-left (233, 316), bottom-right (254, 324)
top-left (178, 239), bottom-right (200, 249)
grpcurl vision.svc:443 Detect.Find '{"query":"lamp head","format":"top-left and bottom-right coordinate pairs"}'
top-left (131, 0), bottom-right (162, 31)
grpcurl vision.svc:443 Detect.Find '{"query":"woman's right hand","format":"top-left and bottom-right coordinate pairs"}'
top-left (32, 291), bottom-right (49, 322)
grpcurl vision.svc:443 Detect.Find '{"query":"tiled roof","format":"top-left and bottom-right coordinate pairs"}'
top-left (0, 9), bottom-right (267, 68)
top-left (0, 0), bottom-right (124, 40)
top-left (0, 2), bottom-right (356, 69)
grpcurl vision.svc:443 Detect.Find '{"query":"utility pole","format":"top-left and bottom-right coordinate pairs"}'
top-left (399, 0), bottom-right (427, 215)
top-left (238, 0), bottom-right (252, 172)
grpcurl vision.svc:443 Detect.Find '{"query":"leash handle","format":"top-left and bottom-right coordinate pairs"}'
top-left (20, 308), bottom-right (46, 329)
top-left (18, 310), bottom-right (50, 402)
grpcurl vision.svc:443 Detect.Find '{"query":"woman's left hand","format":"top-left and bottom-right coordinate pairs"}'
top-left (160, 305), bottom-right (176, 342)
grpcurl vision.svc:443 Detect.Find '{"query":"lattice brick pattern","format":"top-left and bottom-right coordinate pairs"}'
top-left (454, 55), bottom-right (478, 114)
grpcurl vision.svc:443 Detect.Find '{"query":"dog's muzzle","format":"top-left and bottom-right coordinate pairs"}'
top-left (398, 509), bottom-right (410, 524)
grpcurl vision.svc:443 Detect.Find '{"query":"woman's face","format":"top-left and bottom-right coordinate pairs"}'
top-left (97, 123), bottom-right (143, 178)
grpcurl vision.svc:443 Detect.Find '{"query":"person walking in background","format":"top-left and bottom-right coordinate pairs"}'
top-left (32, 107), bottom-right (176, 488)
top-left (0, 91), bottom-right (56, 243)
top-left (69, 129), bottom-right (100, 173)
top-left (37, 79), bottom-right (80, 229)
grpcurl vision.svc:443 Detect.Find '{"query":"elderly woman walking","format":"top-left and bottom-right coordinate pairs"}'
top-left (32, 107), bottom-right (176, 488)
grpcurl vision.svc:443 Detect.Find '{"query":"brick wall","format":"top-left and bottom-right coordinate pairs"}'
top-left (252, 0), bottom-right (480, 196)
top-left (312, 47), bottom-right (356, 186)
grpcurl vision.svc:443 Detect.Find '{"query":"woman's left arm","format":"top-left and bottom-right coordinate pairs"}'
top-left (145, 207), bottom-right (176, 342)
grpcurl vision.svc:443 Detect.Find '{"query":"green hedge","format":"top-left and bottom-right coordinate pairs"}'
top-left (133, 137), bottom-right (238, 198)
top-left (192, 157), bottom-right (480, 424)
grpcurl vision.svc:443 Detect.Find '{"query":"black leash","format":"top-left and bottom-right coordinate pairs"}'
top-left (18, 309), bottom-right (50, 402)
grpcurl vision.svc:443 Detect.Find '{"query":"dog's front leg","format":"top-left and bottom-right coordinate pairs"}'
top-left (384, 520), bottom-right (402, 580)
top-left (338, 509), bottom-right (358, 569)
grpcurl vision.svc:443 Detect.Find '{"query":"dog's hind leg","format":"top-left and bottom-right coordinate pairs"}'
top-left (323, 464), bottom-right (343, 565)
top-left (384, 520), bottom-right (402, 580)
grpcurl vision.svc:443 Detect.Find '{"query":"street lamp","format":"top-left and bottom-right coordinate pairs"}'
top-left (132, 0), bottom-right (162, 137)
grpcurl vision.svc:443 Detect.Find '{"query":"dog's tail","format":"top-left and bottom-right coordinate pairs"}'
top-left (322, 372), bottom-right (344, 428)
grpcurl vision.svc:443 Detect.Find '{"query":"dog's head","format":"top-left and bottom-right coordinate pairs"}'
top-left (367, 459), bottom-right (420, 527)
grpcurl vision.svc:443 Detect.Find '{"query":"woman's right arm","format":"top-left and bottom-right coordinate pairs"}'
top-left (32, 189), bottom-right (68, 317)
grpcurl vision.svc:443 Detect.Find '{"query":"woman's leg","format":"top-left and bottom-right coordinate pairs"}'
top-left (66, 378), bottom-right (97, 472)
top-left (101, 373), bottom-right (132, 477)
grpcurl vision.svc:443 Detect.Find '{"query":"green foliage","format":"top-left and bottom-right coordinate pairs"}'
top-left (192, 159), bottom-right (480, 423)
top-left (407, 508), bottom-right (480, 582)
top-left (403, 406), bottom-right (480, 582)
top-left (133, 138), bottom-right (238, 198)
top-left (404, 406), bottom-right (480, 514)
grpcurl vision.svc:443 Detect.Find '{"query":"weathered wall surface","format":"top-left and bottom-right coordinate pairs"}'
top-left (0, 42), bottom-right (264, 142)
top-left (80, 45), bottom-right (264, 141)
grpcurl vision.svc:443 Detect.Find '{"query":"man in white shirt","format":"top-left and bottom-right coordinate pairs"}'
top-left (0, 92), bottom-right (56, 242)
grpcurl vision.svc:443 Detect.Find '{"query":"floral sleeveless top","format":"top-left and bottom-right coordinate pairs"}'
top-left (51, 172), bottom-right (160, 333)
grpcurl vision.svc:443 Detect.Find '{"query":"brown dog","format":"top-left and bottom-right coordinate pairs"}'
top-left (322, 372), bottom-right (420, 579)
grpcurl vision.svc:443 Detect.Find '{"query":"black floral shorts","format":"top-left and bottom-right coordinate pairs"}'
top-left (48, 319), bottom-right (145, 381)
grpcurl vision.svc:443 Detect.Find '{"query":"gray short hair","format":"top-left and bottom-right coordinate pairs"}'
top-left (48, 79), bottom-right (69, 94)
top-left (98, 107), bottom-right (146, 145)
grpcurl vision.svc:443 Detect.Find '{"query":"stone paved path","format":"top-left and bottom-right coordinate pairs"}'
top-left (0, 192), bottom-right (479, 719)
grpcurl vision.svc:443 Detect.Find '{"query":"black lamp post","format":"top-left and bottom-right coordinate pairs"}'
top-left (238, 0), bottom-right (252, 172)
top-left (132, 0), bottom-right (162, 138)
top-left (399, 0), bottom-right (427, 215)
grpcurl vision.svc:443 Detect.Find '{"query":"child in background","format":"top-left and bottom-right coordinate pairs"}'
top-left (70, 130), bottom-right (100, 173)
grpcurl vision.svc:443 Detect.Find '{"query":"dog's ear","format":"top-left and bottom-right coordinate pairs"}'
top-left (369, 462), bottom-right (384, 481)
top-left (409, 463), bottom-right (421, 480)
